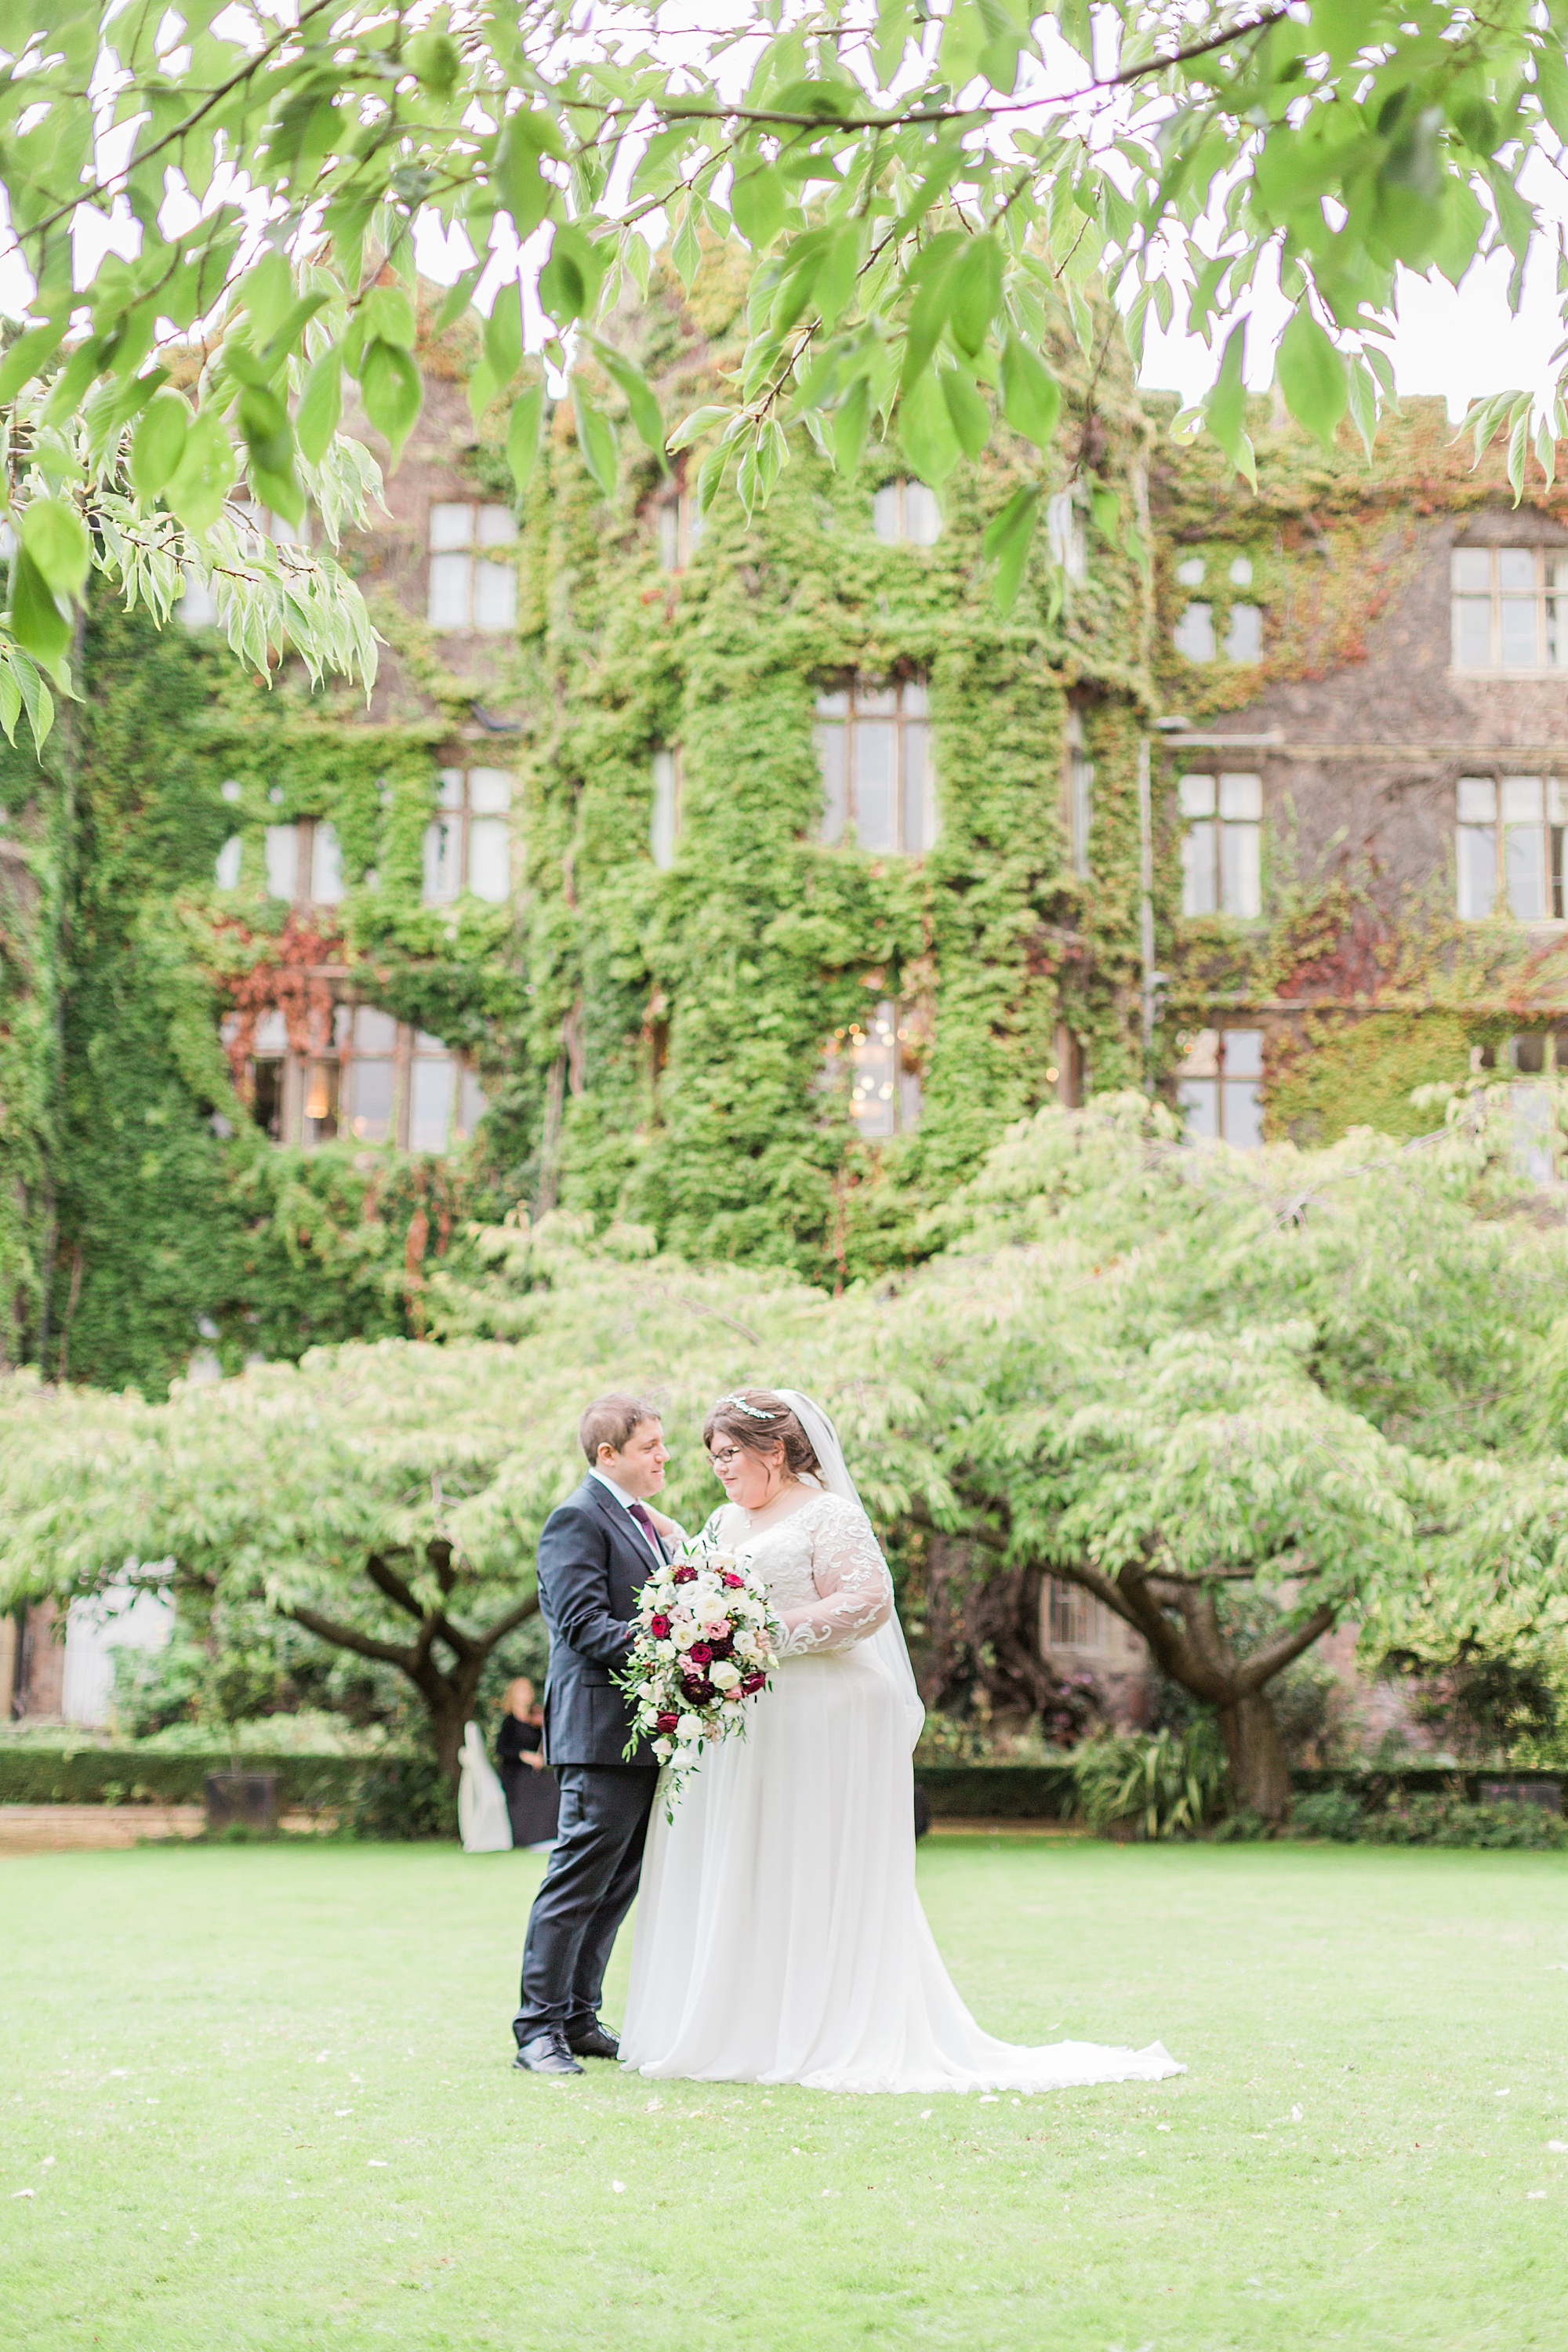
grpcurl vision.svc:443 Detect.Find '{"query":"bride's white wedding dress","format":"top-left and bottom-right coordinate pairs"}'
top-left (619, 1461), bottom-right (1183, 2096)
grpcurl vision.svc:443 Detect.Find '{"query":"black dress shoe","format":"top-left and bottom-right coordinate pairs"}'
top-left (513, 2031), bottom-right (583, 2077)
top-left (568, 2023), bottom-right (621, 2061)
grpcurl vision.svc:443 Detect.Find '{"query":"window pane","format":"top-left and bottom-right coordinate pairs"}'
top-left (468, 768), bottom-right (512, 815)
top-left (902, 721), bottom-right (931, 854)
top-left (1512, 1033), bottom-right (1547, 1074)
top-left (1221, 1029), bottom-right (1264, 1079)
top-left (651, 748), bottom-right (679, 869)
top-left (1453, 597), bottom-right (1492, 668)
top-left (900, 678), bottom-right (929, 717)
top-left (904, 483), bottom-right (942, 546)
top-left (1457, 776), bottom-right (1497, 823)
top-left (1221, 1077), bottom-right (1264, 1149)
top-left (1173, 602), bottom-right (1216, 662)
top-left (467, 818), bottom-right (510, 901)
top-left (1178, 773), bottom-right (1217, 817)
top-left (872, 484), bottom-right (901, 544)
top-left (215, 836), bottom-right (242, 890)
top-left (476, 505), bottom-right (517, 546)
top-left (410, 1055), bottom-right (454, 1152)
top-left (1223, 603), bottom-right (1263, 662)
top-left (1502, 775), bottom-right (1544, 823)
top-left (423, 817), bottom-right (459, 904)
top-left (430, 503), bottom-right (474, 550)
top-left (1220, 819), bottom-right (1261, 918)
top-left (427, 551), bottom-right (471, 628)
top-left (263, 824), bottom-right (299, 899)
top-left (456, 1065), bottom-right (488, 1142)
top-left (1218, 772), bottom-right (1261, 820)
top-left (816, 724), bottom-right (847, 844)
top-left (1179, 1078), bottom-right (1218, 1140)
top-left (303, 1060), bottom-right (339, 1146)
top-left (1181, 820), bottom-right (1218, 916)
top-left (472, 559), bottom-right (516, 630)
top-left (252, 1058), bottom-right (285, 1141)
top-left (1178, 1029), bottom-right (1221, 1078)
top-left (346, 1057), bottom-right (394, 1144)
top-left (436, 767), bottom-right (464, 811)
top-left (855, 720), bottom-right (896, 851)
top-left (857, 685), bottom-right (898, 717)
top-left (849, 1004), bottom-right (896, 1138)
top-left (1506, 823), bottom-right (1547, 920)
top-left (1451, 548), bottom-right (1490, 591)
top-left (1069, 754), bottom-right (1093, 877)
top-left (1500, 597), bottom-right (1539, 668)
top-left (354, 1007), bottom-right (397, 1054)
top-left (1499, 548), bottom-right (1536, 591)
top-left (1457, 824), bottom-right (1497, 919)
top-left (658, 504), bottom-right (680, 570)
top-left (311, 821), bottom-right (344, 905)
top-left (815, 690), bottom-right (849, 717)
top-left (254, 1009), bottom-right (288, 1055)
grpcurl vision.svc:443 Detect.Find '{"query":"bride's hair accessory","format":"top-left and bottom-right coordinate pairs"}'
top-left (722, 1394), bottom-right (780, 1421)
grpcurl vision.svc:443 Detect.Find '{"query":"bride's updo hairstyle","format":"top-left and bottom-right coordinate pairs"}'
top-left (702, 1389), bottom-right (822, 1481)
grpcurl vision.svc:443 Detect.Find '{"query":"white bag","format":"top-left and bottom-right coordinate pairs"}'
top-left (458, 1720), bottom-right (514, 1853)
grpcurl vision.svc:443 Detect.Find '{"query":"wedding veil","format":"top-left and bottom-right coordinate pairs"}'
top-left (775, 1388), bottom-right (926, 1751)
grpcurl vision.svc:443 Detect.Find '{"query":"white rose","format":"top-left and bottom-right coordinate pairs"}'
top-left (677, 1714), bottom-right (704, 1742)
top-left (653, 1737), bottom-right (673, 1762)
top-left (709, 1661), bottom-right (741, 1691)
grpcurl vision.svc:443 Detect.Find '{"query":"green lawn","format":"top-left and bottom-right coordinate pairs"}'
top-left (4, 1838), bottom-right (1568, 2350)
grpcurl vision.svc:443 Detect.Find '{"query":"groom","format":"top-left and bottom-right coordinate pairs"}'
top-left (513, 1393), bottom-right (676, 2077)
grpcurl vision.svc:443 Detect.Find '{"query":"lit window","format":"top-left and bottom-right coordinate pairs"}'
top-left (872, 480), bottom-right (942, 547)
top-left (427, 502), bottom-right (518, 630)
top-left (1451, 545), bottom-right (1568, 672)
top-left (824, 999), bottom-right (923, 1139)
top-left (1066, 710), bottom-right (1094, 878)
top-left (1179, 772), bottom-right (1261, 918)
top-left (657, 491), bottom-right (705, 571)
top-left (815, 679), bottom-right (936, 856)
top-left (225, 1001), bottom-right (485, 1152)
top-left (1044, 1577), bottom-right (1142, 1657)
top-left (1173, 601), bottom-right (1216, 662)
top-left (1177, 1028), bottom-right (1264, 1149)
top-left (1047, 491), bottom-right (1087, 582)
top-left (1457, 775), bottom-right (1567, 921)
top-left (651, 748), bottom-right (681, 869)
top-left (343, 1007), bottom-right (397, 1144)
top-left (423, 768), bottom-right (514, 904)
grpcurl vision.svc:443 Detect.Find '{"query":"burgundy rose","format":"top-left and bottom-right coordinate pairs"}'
top-left (708, 1635), bottom-right (734, 1660)
top-left (741, 1671), bottom-right (767, 1694)
top-left (672, 1566), bottom-right (698, 1584)
top-left (649, 1613), bottom-right (671, 1638)
top-left (687, 1641), bottom-right (713, 1666)
top-left (655, 1711), bottom-right (680, 1734)
top-left (683, 1676), bottom-right (713, 1704)
top-left (720, 1570), bottom-right (744, 1589)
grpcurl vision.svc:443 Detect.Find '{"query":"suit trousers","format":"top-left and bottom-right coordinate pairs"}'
top-left (515, 1763), bottom-right (659, 2043)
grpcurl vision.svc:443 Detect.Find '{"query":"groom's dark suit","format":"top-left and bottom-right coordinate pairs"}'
top-left (514, 1475), bottom-right (666, 2051)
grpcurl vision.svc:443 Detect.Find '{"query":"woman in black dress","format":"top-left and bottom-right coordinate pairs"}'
top-left (496, 1677), bottom-right (560, 1849)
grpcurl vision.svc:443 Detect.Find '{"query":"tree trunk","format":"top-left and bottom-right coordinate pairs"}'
top-left (1220, 1688), bottom-right (1292, 1822)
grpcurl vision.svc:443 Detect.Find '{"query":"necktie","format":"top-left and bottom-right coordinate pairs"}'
top-left (627, 1500), bottom-right (662, 1559)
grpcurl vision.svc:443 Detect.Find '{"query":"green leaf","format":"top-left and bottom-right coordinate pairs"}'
top-left (1538, 43), bottom-right (1568, 143)
top-left (506, 384), bottom-right (545, 496)
top-left (670, 201), bottom-right (703, 293)
top-left (572, 380), bottom-right (619, 495)
top-left (0, 319), bottom-right (67, 405)
top-left (435, 263), bottom-right (486, 336)
top-left (940, 368), bottom-right (989, 459)
top-left (8, 544), bottom-right (71, 663)
top-left (590, 340), bottom-right (666, 463)
top-left (359, 339), bottom-right (423, 464)
top-left (667, 405), bottom-right (735, 454)
top-left (1276, 307), bottom-right (1348, 451)
top-left (949, 233), bottom-right (1004, 358)
top-left (361, 285), bottom-right (416, 347)
top-left (165, 408), bottom-right (237, 539)
top-left (1203, 318), bottom-right (1254, 485)
top-left (484, 284), bottom-right (524, 387)
top-left (898, 370), bottom-right (963, 486)
top-left (731, 164), bottom-right (785, 249)
top-left (1346, 356), bottom-right (1378, 460)
top-left (1000, 333), bottom-right (1061, 450)
top-left (131, 393), bottom-right (189, 499)
top-left (238, 250), bottom-right (293, 345)
top-left (539, 224), bottom-right (609, 325)
top-left (982, 481), bottom-right (1040, 615)
top-left (407, 28), bottom-right (461, 95)
top-left (0, 657), bottom-right (18, 745)
top-left (900, 230), bottom-right (967, 392)
top-left (296, 348), bottom-right (343, 466)
top-left (833, 376), bottom-right (873, 475)
top-left (1432, 179), bottom-right (1487, 289)
top-left (20, 496), bottom-right (89, 600)
top-left (7, 647), bottom-right (53, 754)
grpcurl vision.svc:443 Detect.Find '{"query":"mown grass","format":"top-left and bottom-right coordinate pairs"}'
top-left (4, 1836), bottom-right (1568, 2350)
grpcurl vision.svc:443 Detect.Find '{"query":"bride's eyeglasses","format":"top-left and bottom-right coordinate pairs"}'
top-left (708, 1445), bottom-right (745, 1468)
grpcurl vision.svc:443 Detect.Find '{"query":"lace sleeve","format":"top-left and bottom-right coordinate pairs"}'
top-left (694, 1505), bottom-right (735, 1553)
top-left (775, 1494), bottom-right (894, 1658)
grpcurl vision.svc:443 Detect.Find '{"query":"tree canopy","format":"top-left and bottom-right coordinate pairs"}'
top-left (7, 1086), bottom-right (1568, 1812)
top-left (5, 1), bottom-right (1568, 739)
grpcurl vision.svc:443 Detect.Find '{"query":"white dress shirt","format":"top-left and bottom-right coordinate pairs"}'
top-left (590, 1467), bottom-right (681, 1563)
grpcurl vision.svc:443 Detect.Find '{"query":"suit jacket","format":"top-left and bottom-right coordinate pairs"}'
top-left (537, 1477), bottom-right (670, 1768)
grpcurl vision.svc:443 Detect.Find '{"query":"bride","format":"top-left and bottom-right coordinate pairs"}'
top-left (619, 1387), bottom-right (1183, 2096)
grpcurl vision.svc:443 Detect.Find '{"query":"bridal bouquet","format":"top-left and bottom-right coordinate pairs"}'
top-left (617, 1549), bottom-right (781, 1807)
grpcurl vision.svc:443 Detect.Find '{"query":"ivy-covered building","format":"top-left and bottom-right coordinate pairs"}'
top-left (2, 256), bottom-right (1559, 1400)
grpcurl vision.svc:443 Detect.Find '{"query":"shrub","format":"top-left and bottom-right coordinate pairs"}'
top-left (1365, 1795), bottom-right (1568, 1849)
top-left (343, 1753), bottom-right (456, 1842)
top-left (1070, 1722), bottom-right (1230, 1840)
top-left (1290, 1788), bottom-right (1367, 1842)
